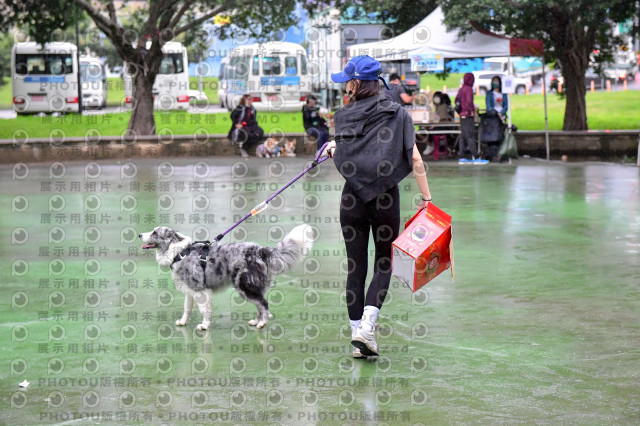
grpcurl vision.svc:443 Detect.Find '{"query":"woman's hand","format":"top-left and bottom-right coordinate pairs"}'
top-left (417, 198), bottom-right (430, 210)
top-left (235, 124), bottom-right (243, 129)
top-left (321, 140), bottom-right (336, 158)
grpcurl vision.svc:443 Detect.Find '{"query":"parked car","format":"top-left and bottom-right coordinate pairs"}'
top-left (584, 68), bottom-right (608, 89)
top-left (604, 63), bottom-right (637, 82)
top-left (188, 90), bottom-right (209, 104)
top-left (471, 71), bottom-right (532, 95)
top-left (548, 68), bottom-right (612, 91)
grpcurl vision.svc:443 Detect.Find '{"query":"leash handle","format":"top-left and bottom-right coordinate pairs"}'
top-left (251, 201), bottom-right (268, 216)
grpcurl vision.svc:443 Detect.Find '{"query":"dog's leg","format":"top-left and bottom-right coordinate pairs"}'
top-left (176, 293), bottom-right (193, 326)
top-left (248, 310), bottom-right (261, 327)
top-left (246, 296), bottom-right (270, 329)
top-left (193, 290), bottom-right (212, 331)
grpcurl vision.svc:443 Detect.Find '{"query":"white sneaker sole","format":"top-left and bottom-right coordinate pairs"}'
top-left (351, 336), bottom-right (379, 357)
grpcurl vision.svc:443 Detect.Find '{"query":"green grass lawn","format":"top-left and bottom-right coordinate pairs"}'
top-left (106, 77), bottom-right (220, 107)
top-left (509, 91), bottom-right (640, 131)
top-left (0, 77), bottom-right (220, 108)
top-left (0, 110), bottom-right (305, 138)
top-left (0, 77), bottom-right (638, 137)
top-left (0, 77), bottom-right (12, 109)
top-left (420, 72), bottom-right (465, 92)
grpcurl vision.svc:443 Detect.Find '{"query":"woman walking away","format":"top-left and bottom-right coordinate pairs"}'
top-left (228, 94), bottom-right (264, 158)
top-left (323, 55), bottom-right (432, 359)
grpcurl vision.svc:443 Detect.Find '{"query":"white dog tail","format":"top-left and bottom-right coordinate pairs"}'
top-left (264, 224), bottom-right (313, 274)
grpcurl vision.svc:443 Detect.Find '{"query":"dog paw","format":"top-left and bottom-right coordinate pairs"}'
top-left (248, 319), bottom-right (259, 326)
top-left (176, 319), bottom-right (188, 326)
top-left (196, 323), bottom-right (209, 331)
top-left (256, 320), bottom-right (267, 329)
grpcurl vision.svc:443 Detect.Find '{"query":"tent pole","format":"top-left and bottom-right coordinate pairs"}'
top-left (542, 61), bottom-right (550, 161)
top-left (507, 57), bottom-right (513, 129)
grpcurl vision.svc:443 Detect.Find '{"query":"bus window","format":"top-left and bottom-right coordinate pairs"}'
top-left (15, 54), bottom-right (73, 75)
top-left (159, 53), bottom-right (184, 74)
top-left (229, 56), bottom-right (249, 79)
top-left (219, 63), bottom-right (226, 79)
top-left (252, 56), bottom-right (259, 76)
top-left (300, 54), bottom-right (307, 75)
top-left (81, 63), bottom-right (103, 82)
top-left (285, 56), bottom-right (297, 75)
top-left (263, 57), bottom-right (282, 75)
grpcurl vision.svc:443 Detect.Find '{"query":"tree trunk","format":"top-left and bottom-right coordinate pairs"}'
top-left (561, 57), bottom-right (589, 130)
top-left (556, 22), bottom-right (591, 131)
top-left (127, 70), bottom-right (156, 136)
top-left (125, 46), bottom-right (163, 136)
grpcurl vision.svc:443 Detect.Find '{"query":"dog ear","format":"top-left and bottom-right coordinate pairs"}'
top-left (174, 231), bottom-right (187, 241)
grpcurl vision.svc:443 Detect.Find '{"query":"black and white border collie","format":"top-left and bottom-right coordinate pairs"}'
top-left (139, 225), bottom-right (312, 330)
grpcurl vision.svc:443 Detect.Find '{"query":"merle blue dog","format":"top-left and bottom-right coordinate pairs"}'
top-left (139, 225), bottom-right (312, 330)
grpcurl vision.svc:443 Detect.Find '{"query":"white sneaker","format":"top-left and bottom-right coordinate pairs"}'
top-left (351, 325), bottom-right (379, 357)
top-left (239, 148), bottom-right (249, 158)
top-left (352, 346), bottom-right (366, 359)
top-left (422, 144), bottom-right (435, 156)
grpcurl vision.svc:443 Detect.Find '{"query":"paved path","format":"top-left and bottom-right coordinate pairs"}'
top-left (1, 158), bottom-right (639, 423)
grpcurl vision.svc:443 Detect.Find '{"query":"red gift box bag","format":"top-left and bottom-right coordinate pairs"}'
top-left (392, 203), bottom-right (454, 292)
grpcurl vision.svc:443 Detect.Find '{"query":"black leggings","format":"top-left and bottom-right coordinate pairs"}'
top-left (340, 183), bottom-right (400, 320)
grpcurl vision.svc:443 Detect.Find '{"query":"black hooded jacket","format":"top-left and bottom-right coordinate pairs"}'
top-left (332, 94), bottom-right (415, 203)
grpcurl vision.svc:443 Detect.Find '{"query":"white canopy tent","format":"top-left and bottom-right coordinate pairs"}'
top-left (349, 7), bottom-right (543, 59)
top-left (348, 7), bottom-right (550, 160)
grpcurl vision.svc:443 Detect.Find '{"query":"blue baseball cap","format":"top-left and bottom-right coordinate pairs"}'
top-left (331, 55), bottom-right (390, 89)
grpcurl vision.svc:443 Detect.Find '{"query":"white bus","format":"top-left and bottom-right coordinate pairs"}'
top-left (11, 42), bottom-right (80, 114)
top-left (123, 41), bottom-right (190, 110)
top-left (80, 55), bottom-right (108, 109)
top-left (219, 42), bottom-right (312, 112)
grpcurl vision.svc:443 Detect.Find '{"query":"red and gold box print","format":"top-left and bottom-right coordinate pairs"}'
top-left (392, 203), bottom-right (454, 292)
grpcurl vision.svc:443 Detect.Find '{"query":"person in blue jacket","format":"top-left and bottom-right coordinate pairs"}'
top-left (485, 75), bottom-right (509, 120)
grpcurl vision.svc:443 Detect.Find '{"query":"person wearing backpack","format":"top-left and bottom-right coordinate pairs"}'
top-left (386, 73), bottom-right (415, 105)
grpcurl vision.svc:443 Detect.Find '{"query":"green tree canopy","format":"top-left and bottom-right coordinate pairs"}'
top-left (439, 0), bottom-right (639, 130)
top-left (2, 0), bottom-right (302, 135)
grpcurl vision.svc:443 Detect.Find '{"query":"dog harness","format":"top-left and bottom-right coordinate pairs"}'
top-left (171, 241), bottom-right (211, 268)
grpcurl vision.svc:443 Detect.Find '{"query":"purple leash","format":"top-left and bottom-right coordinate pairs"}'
top-left (212, 142), bottom-right (331, 244)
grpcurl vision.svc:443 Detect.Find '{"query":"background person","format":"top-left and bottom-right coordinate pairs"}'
top-left (426, 91), bottom-right (454, 159)
top-left (482, 75), bottom-right (509, 162)
top-left (227, 94), bottom-right (264, 158)
top-left (324, 55), bottom-right (432, 359)
top-left (486, 75), bottom-right (509, 120)
top-left (302, 95), bottom-right (330, 151)
top-left (386, 73), bottom-right (415, 105)
top-left (455, 73), bottom-right (487, 165)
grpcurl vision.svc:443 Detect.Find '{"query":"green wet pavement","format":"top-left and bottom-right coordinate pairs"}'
top-left (1, 158), bottom-right (639, 424)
